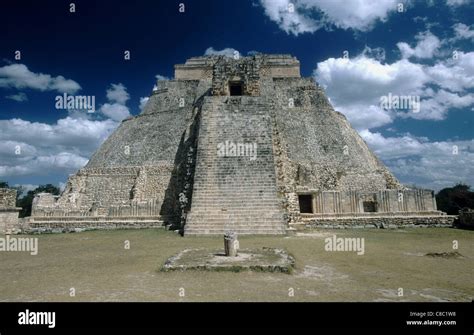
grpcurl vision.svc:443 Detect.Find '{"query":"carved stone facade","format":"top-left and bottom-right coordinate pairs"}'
top-left (28, 54), bottom-right (452, 234)
top-left (298, 189), bottom-right (438, 216)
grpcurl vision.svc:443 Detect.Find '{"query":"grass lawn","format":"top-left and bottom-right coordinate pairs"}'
top-left (0, 228), bottom-right (472, 302)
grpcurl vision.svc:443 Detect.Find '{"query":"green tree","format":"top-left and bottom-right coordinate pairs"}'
top-left (436, 183), bottom-right (474, 215)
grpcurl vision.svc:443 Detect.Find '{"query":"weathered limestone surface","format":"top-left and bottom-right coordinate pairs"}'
top-left (224, 232), bottom-right (239, 257)
top-left (306, 189), bottom-right (438, 215)
top-left (301, 215), bottom-right (456, 229)
top-left (29, 54), bottom-right (451, 234)
top-left (0, 189), bottom-right (21, 234)
top-left (162, 247), bottom-right (295, 273)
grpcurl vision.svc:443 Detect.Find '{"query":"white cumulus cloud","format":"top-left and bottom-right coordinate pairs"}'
top-left (0, 63), bottom-right (81, 94)
top-left (5, 92), bottom-right (28, 102)
top-left (0, 116), bottom-right (118, 178)
top-left (204, 47), bottom-right (241, 58)
top-left (397, 31), bottom-right (441, 59)
top-left (425, 51), bottom-right (474, 92)
top-left (259, 0), bottom-right (401, 35)
top-left (99, 103), bottom-right (130, 122)
top-left (314, 50), bottom-right (474, 129)
top-left (361, 130), bottom-right (474, 190)
top-left (446, 0), bottom-right (472, 7)
top-left (106, 83), bottom-right (129, 105)
top-left (139, 97), bottom-right (149, 111)
top-left (452, 23), bottom-right (474, 41)
top-left (155, 74), bottom-right (169, 81)
top-left (99, 83), bottom-right (131, 121)
top-left (315, 56), bottom-right (427, 129)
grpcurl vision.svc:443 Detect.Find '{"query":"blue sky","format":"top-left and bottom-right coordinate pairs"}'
top-left (0, 0), bottom-right (473, 192)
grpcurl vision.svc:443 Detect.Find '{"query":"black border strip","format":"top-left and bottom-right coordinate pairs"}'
top-left (0, 302), bottom-right (472, 332)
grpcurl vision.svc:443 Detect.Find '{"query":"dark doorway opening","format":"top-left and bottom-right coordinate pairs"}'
top-left (298, 194), bottom-right (313, 213)
top-left (363, 201), bottom-right (377, 212)
top-left (229, 82), bottom-right (243, 96)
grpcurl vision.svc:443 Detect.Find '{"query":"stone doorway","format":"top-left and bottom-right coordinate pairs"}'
top-left (298, 194), bottom-right (313, 213)
top-left (363, 201), bottom-right (377, 212)
top-left (229, 81), bottom-right (243, 96)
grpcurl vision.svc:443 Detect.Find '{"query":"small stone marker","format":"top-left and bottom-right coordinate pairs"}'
top-left (224, 231), bottom-right (239, 257)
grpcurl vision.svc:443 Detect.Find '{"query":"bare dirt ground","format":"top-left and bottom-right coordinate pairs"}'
top-left (0, 228), bottom-right (472, 302)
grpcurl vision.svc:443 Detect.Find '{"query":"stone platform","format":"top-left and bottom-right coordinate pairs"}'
top-left (298, 215), bottom-right (457, 229)
top-left (24, 216), bottom-right (165, 233)
top-left (161, 247), bottom-right (295, 273)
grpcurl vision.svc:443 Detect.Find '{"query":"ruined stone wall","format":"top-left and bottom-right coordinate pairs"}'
top-left (0, 211), bottom-right (20, 234)
top-left (27, 216), bottom-right (164, 233)
top-left (303, 215), bottom-right (455, 229)
top-left (0, 188), bottom-right (16, 207)
top-left (0, 189), bottom-right (21, 233)
top-left (32, 165), bottom-right (176, 218)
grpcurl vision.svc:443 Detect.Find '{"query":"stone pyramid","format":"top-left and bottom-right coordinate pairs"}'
top-left (31, 54), bottom-right (448, 234)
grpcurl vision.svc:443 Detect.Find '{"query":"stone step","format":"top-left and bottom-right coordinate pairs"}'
top-left (189, 206), bottom-right (283, 211)
top-left (188, 217), bottom-right (282, 224)
top-left (185, 229), bottom-right (286, 236)
top-left (185, 219), bottom-right (285, 225)
top-left (188, 212), bottom-right (283, 217)
top-left (190, 203), bottom-right (282, 209)
top-left (192, 188), bottom-right (279, 191)
top-left (191, 197), bottom-right (281, 202)
top-left (186, 226), bottom-right (286, 231)
top-left (190, 196), bottom-right (280, 201)
top-left (194, 184), bottom-right (278, 186)
top-left (186, 220), bottom-right (285, 225)
top-left (191, 190), bottom-right (280, 194)
top-left (193, 176), bottom-right (277, 179)
top-left (191, 201), bottom-right (280, 205)
top-left (30, 220), bottom-right (164, 226)
top-left (185, 222), bottom-right (286, 227)
top-left (193, 180), bottom-right (277, 183)
top-left (193, 183), bottom-right (278, 186)
top-left (192, 189), bottom-right (279, 193)
top-left (30, 216), bottom-right (163, 222)
top-left (188, 204), bottom-right (284, 209)
top-left (186, 214), bottom-right (284, 220)
top-left (185, 97), bottom-right (286, 234)
top-left (192, 188), bottom-right (279, 192)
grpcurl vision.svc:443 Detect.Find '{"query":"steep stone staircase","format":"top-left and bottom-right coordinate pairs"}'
top-left (184, 96), bottom-right (287, 235)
